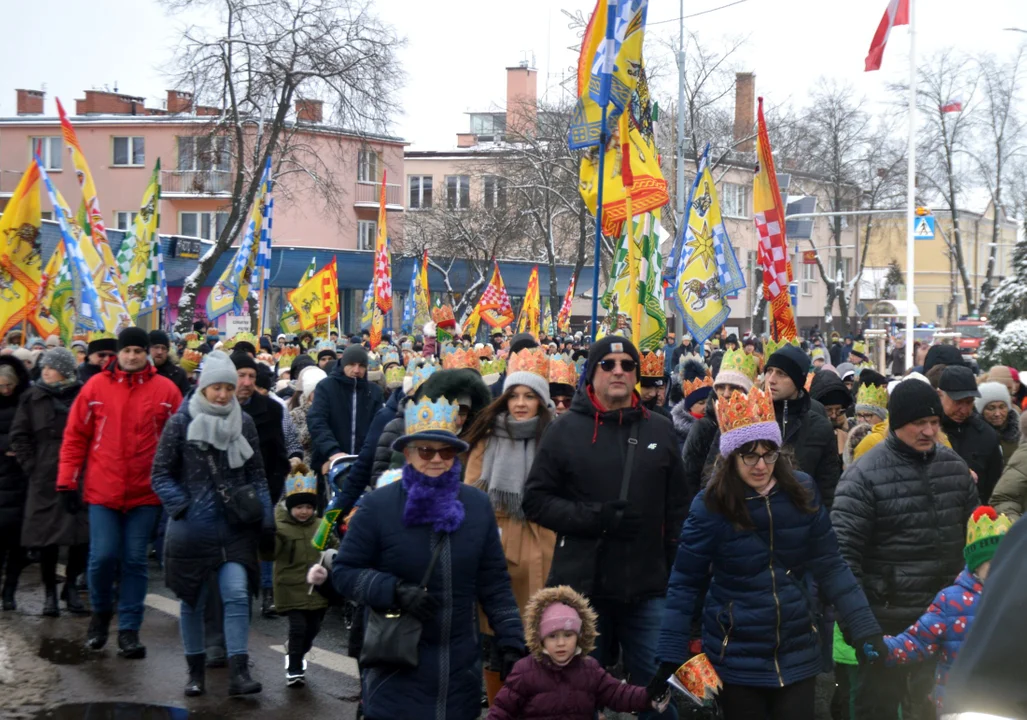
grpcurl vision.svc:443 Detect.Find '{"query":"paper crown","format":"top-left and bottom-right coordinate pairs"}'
top-left (640, 351), bottom-right (665, 378)
top-left (804, 371), bottom-right (814, 392)
top-left (408, 358), bottom-right (438, 392)
top-left (683, 376), bottom-right (714, 398)
top-left (548, 353), bottom-right (579, 386)
top-left (180, 348), bottom-right (203, 373)
top-left (432, 305), bottom-right (456, 328)
top-left (256, 352), bottom-right (275, 367)
top-left (856, 383), bottom-right (889, 414)
top-left (719, 349), bottom-right (759, 382)
top-left (284, 471), bottom-right (318, 499)
top-left (385, 364), bottom-right (406, 387)
top-left (674, 653), bottom-right (722, 706)
top-left (964, 506), bottom-right (1012, 570)
top-left (382, 351), bottom-right (401, 367)
top-left (87, 330), bottom-right (115, 341)
top-left (764, 337), bottom-right (801, 358)
top-left (717, 386), bottom-right (781, 457)
top-left (475, 344), bottom-right (495, 359)
top-left (367, 353), bottom-right (382, 371)
top-left (441, 344), bottom-right (481, 371)
top-left (480, 358), bottom-right (506, 377)
top-left (404, 396), bottom-right (461, 437)
top-left (851, 341), bottom-right (867, 356)
top-left (276, 346), bottom-right (299, 369)
top-left (508, 346), bottom-right (550, 379)
top-left (224, 332), bottom-right (256, 351)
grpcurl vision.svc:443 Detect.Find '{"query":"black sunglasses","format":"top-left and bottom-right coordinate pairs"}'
top-left (553, 397), bottom-right (572, 408)
top-left (598, 359), bottom-right (637, 373)
top-left (411, 445), bottom-right (459, 461)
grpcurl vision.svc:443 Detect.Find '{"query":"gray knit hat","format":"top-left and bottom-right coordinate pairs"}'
top-left (503, 370), bottom-right (553, 409)
top-left (198, 350), bottom-right (239, 391)
top-left (40, 347), bottom-right (77, 379)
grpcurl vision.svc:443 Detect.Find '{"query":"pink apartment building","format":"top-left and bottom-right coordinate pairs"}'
top-left (0, 88), bottom-right (405, 250)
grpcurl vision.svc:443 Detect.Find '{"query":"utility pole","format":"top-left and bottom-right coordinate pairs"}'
top-left (674, 0), bottom-right (686, 343)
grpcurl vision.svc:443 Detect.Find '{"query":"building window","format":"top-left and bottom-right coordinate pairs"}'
top-left (470, 113), bottom-right (506, 140)
top-left (720, 182), bottom-right (750, 218)
top-left (801, 263), bottom-right (816, 296)
top-left (176, 136), bottom-right (231, 172)
top-left (357, 220), bottom-right (377, 250)
top-left (40, 211), bottom-right (53, 221)
top-left (835, 257), bottom-right (852, 283)
top-left (112, 137), bottom-right (145, 167)
top-left (179, 211), bottom-right (228, 240)
top-left (31, 137), bottom-right (62, 170)
top-left (114, 211), bottom-right (138, 230)
top-left (408, 175), bottom-right (433, 210)
top-left (483, 176), bottom-right (507, 210)
top-left (446, 175), bottom-right (471, 210)
top-left (357, 149), bottom-right (380, 183)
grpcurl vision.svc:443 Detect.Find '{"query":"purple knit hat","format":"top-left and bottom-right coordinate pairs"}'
top-left (719, 421), bottom-right (781, 458)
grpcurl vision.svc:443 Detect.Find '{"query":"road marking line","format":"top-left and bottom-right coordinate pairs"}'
top-left (144, 592), bottom-right (181, 617)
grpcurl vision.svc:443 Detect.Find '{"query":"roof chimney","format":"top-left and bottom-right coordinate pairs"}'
top-left (733, 72), bottom-right (756, 152)
top-left (295, 98), bottom-right (323, 124)
top-left (505, 64), bottom-right (537, 138)
top-left (16, 89), bottom-right (44, 116)
top-left (167, 90), bottom-right (193, 114)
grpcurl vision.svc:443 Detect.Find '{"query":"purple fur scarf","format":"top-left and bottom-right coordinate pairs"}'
top-left (401, 461), bottom-right (466, 533)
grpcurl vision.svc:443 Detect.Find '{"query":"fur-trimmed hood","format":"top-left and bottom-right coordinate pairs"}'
top-left (844, 421), bottom-right (875, 468)
top-left (523, 585), bottom-right (598, 662)
top-left (670, 400), bottom-right (698, 438)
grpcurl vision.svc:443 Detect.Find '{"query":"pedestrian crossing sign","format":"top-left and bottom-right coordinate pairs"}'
top-left (914, 215), bottom-right (935, 240)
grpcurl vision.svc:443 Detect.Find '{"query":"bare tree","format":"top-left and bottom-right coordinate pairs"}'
top-left (970, 46), bottom-right (1027, 314)
top-left (163, 0), bottom-right (402, 332)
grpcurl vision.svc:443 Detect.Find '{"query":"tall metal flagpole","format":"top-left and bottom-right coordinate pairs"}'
top-left (674, 0), bottom-right (686, 343)
top-left (904, 0), bottom-right (917, 369)
top-left (590, 105), bottom-right (609, 342)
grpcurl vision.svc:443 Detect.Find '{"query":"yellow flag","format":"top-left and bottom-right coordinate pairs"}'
top-left (516, 266), bottom-right (540, 338)
top-left (287, 260), bottom-right (339, 331)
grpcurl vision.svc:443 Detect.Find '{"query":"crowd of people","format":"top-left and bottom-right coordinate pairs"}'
top-left (0, 320), bottom-right (1024, 720)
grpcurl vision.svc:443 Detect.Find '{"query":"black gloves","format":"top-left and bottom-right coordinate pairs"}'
top-left (600, 500), bottom-right (642, 540)
top-left (647, 660), bottom-right (678, 703)
top-left (856, 634), bottom-right (888, 665)
top-left (394, 582), bottom-right (440, 622)
top-left (59, 490), bottom-right (82, 516)
top-left (499, 646), bottom-right (525, 681)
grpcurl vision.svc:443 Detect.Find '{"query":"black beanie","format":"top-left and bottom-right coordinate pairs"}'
top-left (765, 344), bottom-right (810, 393)
top-left (889, 378), bottom-right (943, 430)
top-left (924, 344), bottom-right (965, 373)
top-left (118, 327), bottom-right (150, 352)
top-left (317, 348), bottom-right (338, 362)
top-left (290, 354), bottom-right (316, 378)
top-left (87, 338), bottom-right (117, 355)
top-left (255, 364), bottom-right (273, 391)
top-left (234, 341), bottom-right (257, 357)
top-left (340, 344), bottom-right (369, 368)
top-left (148, 329), bottom-right (171, 348)
top-left (230, 351), bottom-right (257, 372)
top-left (586, 335), bottom-right (641, 385)
top-left (509, 332), bottom-right (539, 355)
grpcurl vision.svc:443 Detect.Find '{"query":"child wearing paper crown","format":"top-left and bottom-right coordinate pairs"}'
top-left (265, 466), bottom-right (334, 688)
top-left (488, 585), bottom-right (669, 719)
top-left (882, 506), bottom-right (1012, 716)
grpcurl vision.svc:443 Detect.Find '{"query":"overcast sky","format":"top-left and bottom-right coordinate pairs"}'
top-left (1, 0), bottom-right (1025, 151)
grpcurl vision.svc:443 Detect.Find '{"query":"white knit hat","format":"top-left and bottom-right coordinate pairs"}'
top-left (302, 367), bottom-right (328, 397)
top-left (975, 381), bottom-right (1012, 413)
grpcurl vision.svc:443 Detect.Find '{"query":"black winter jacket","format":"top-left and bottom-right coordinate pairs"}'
top-left (156, 360), bottom-right (191, 397)
top-left (831, 433), bottom-right (979, 634)
top-left (241, 392), bottom-right (290, 502)
top-left (335, 387), bottom-right (405, 518)
top-left (76, 361), bottom-right (103, 385)
top-left (775, 392), bottom-right (841, 508)
top-left (522, 387), bottom-right (689, 602)
top-left (306, 366), bottom-right (383, 471)
top-left (941, 412), bottom-right (1003, 503)
top-left (681, 394), bottom-right (719, 502)
top-left (0, 357), bottom-right (31, 530)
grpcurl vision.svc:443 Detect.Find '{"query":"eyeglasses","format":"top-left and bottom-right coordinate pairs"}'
top-left (739, 450), bottom-right (780, 467)
top-left (855, 412), bottom-right (879, 424)
top-left (825, 407), bottom-right (845, 419)
top-left (96, 352), bottom-right (115, 359)
top-left (554, 397), bottom-right (572, 408)
top-left (411, 446), bottom-right (459, 461)
top-left (598, 359), bottom-right (637, 373)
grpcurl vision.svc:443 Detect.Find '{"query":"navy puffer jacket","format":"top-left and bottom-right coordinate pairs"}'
top-left (657, 472), bottom-right (881, 688)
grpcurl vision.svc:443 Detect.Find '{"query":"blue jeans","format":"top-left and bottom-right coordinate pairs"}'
top-left (591, 596), bottom-right (678, 720)
top-left (260, 560), bottom-right (273, 589)
top-left (88, 504), bottom-right (160, 631)
top-left (179, 562), bottom-right (250, 657)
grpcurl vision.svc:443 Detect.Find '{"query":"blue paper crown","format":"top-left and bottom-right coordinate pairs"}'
top-left (409, 359), bottom-right (438, 391)
top-left (383, 351), bottom-right (400, 366)
top-left (404, 396), bottom-right (460, 437)
top-left (284, 473), bottom-right (317, 498)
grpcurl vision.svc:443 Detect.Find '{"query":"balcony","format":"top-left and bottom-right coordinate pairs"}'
top-left (162, 169), bottom-right (233, 197)
top-left (0, 168), bottom-right (43, 196)
top-left (354, 181), bottom-right (404, 210)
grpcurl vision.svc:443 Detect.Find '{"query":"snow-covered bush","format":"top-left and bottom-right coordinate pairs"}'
top-left (981, 319), bottom-right (1027, 371)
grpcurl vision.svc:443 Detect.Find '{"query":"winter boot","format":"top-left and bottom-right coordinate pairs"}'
top-left (205, 645), bottom-right (227, 669)
top-left (2, 582), bottom-right (16, 611)
top-left (63, 583), bottom-right (88, 615)
top-left (286, 653), bottom-right (306, 687)
top-left (117, 629), bottom-right (146, 659)
top-left (42, 587), bottom-right (59, 617)
top-left (184, 653), bottom-right (206, 697)
top-left (260, 588), bottom-right (277, 618)
top-left (228, 654), bottom-right (262, 696)
top-left (85, 611), bottom-right (113, 650)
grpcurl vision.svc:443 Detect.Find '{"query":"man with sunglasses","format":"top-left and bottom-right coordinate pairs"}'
top-left (77, 337), bottom-right (117, 384)
top-left (523, 335), bottom-right (688, 720)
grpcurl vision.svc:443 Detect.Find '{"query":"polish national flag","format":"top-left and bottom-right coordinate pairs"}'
top-left (941, 96), bottom-right (964, 113)
top-left (865, 0), bottom-right (910, 72)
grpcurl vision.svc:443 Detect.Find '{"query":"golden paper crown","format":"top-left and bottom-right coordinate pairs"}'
top-left (507, 346), bottom-right (550, 379)
top-left (966, 506), bottom-right (1013, 547)
top-left (719, 349), bottom-right (759, 382)
top-left (717, 386), bottom-right (776, 436)
top-left (441, 345), bottom-right (481, 371)
top-left (385, 364), bottom-right (406, 387)
top-left (284, 471), bottom-right (317, 499)
top-left (852, 341), bottom-right (867, 356)
top-left (481, 358), bottom-right (506, 377)
top-left (432, 305), bottom-right (456, 328)
top-left (475, 344), bottom-right (495, 359)
top-left (682, 376), bottom-right (714, 398)
top-left (404, 396), bottom-right (461, 436)
top-left (640, 351), bottom-right (665, 378)
top-left (804, 371), bottom-right (814, 392)
top-left (855, 383), bottom-right (890, 412)
top-left (764, 336), bottom-right (801, 358)
top-left (184, 332), bottom-right (199, 343)
top-left (548, 353), bottom-right (579, 386)
top-left (180, 348), bottom-right (203, 373)
top-left (224, 332), bottom-right (257, 351)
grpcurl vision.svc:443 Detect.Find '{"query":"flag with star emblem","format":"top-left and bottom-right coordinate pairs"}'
top-left (286, 258), bottom-right (338, 331)
top-left (370, 171), bottom-right (393, 349)
top-left (114, 160), bottom-right (163, 324)
top-left (674, 144), bottom-right (745, 345)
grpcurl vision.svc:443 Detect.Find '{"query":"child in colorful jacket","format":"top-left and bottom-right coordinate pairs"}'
top-left (883, 506), bottom-right (1011, 715)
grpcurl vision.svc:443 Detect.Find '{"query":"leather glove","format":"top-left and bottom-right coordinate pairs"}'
top-left (306, 564), bottom-right (329, 586)
top-left (600, 500), bottom-right (642, 540)
top-left (647, 660), bottom-right (678, 703)
top-left (394, 581), bottom-right (440, 622)
top-left (59, 490), bottom-right (82, 516)
top-left (499, 646), bottom-right (526, 681)
top-left (856, 634), bottom-right (888, 665)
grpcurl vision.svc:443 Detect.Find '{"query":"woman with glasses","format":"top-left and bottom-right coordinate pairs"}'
top-left (652, 386), bottom-right (883, 720)
top-left (463, 347), bottom-right (555, 705)
top-left (330, 395), bottom-right (524, 720)
top-left (976, 382), bottom-right (1020, 466)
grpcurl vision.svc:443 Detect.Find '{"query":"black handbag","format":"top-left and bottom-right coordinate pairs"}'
top-left (360, 534), bottom-right (445, 669)
top-left (205, 453), bottom-right (264, 527)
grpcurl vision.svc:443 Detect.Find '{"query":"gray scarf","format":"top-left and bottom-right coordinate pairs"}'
top-left (478, 413), bottom-right (539, 519)
top-left (187, 392), bottom-right (254, 469)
